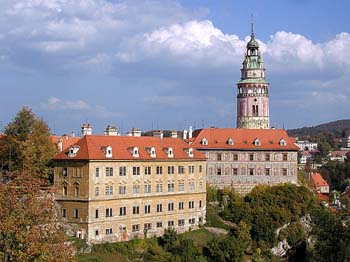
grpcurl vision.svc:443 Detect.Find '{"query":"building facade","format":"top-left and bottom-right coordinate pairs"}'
top-left (53, 135), bottom-right (206, 243)
top-left (189, 128), bottom-right (299, 194)
top-left (236, 21), bottom-right (270, 129)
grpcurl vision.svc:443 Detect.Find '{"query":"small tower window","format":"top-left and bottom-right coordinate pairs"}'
top-left (201, 138), bottom-right (208, 146)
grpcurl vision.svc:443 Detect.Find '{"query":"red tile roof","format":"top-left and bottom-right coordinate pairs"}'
top-left (53, 135), bottom-right (206, 161)
top-left (190, 128), bottom-right (299, 151)
top-left (311, 173), bottom-right (329, 187)
top-left (51, 135), bottom-right (80, 151)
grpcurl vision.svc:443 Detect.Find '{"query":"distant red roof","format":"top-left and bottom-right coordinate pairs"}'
top-left (311, 173), bottom-right (329, 187)
top-left (51, 135), bottom-right (80, 151)
top-left (190, 128), bottom-right (299, 151)
top-left (53, 135), bottom-right (206, 161)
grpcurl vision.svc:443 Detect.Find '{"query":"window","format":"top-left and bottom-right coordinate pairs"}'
top-left (249, 154), bottom-right (254, 161)
top-left (283, 154), bottom-right (288, 161)
top-left (63, 184), bottom-right (68, 196)
top-left (156, 222), bottom-right (163, 228)
top-left (105, 185), bottom-right (113, 196)
top-left (178, 219), bottom-right (185, 226)
top-left (199, 165), bottom-right (203, 173)
top-left (145, 166), bottom-right (151, 175)
top-left (73, 208), bottom-right (79, 218)
top-left (133, 185), bottom-right (140, 194)
top-left (217, 154), bottom-right (222, 161)
top-left (189, 218), bottom-right (195, 224)
top-left (189, 181), bottom-right (195, 191)
top-left (106, 228), bottom-right (113, 235)
top-left (199, 181), bottom-right (203, 190)
top-left (178, 182), bottom-right (185, 192)
top-left (95, 209), bottom-right (99, 218)
top-left (144, 205), bottom-right (151, 214)
top-left (168, 203), bottom-right (174, 211)
top-left (61, 208), bottom-right (66, 218)
top-left (168, 183), bottom-right (175, 192)
top-left (189, 165), bottom-right (195, 174)
top-left (199, 200), bottom-right (202, 208)
top-left (178, 166), bottom-right (185, 174)
top-left (168, 166), bottom-right (175, 174)
top-left (265, 168), bottom-right (270, 176)
top-left (282, 168), bottom-right (288, 176)
top-left (178, 202), bottom-right (184, 210)
top-left (119, 185), bottom-right (126, 195)
top-left (132, 224), bottom-right (140, 232)
top-left (119, 167), bottom-right (127, 176)
top-left (157, 204), bottom-right (162, 212)
top-left (156, 166), bottom-right (163, 175)
top-left (95, 167), bottom-right (99, 178)
top-left (189, 201), bottom-right (194, 209)
top-left (233, 168), bottom-right (238, 175)
top-left (133, 166), bottom-right (140, 176)
top-left (168, 221), bottom-right (174, 227)
top-left (233, 154), bottom-right (238, 161)
top-left (63, 167), bottom-right (68, 177)
top-left (217, 168), bottom-right (222, 176)
top-left (133, 206), bottom-right (140, 215)
top-left (249, 168), bottom-right (254, 176)
top-left (265, 154), bottom-right (270, 161)
top-left (95, 186), bottom-right (99, 196)
top-left (106, 208), bottom-right (112, 217)
top-left (95, 230), bottom-right (99, 236)
top-left (144, 223), bottom-right (152, 230)
top-left (144, 184), bottom-right (151, 193)
top-left (119, 207), bottom-right (126, 216)
top-left (106, 167), bottom-right (113, 176)
top-left (156, 183), bottom-right (163, 193)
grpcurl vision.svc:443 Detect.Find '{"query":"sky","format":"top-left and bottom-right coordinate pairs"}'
top-left (0, 0), bottom-right (349, 135)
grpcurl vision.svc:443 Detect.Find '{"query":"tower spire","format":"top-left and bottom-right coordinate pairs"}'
top-left (251, 14), bottom-right (254, 38)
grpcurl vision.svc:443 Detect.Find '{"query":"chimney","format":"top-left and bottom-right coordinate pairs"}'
top-left (183, 130), bottom-right (188, 140)
top-left (81, 123), bottom-right (92, 136)
top-left (188, 126), bottom-right (193, 139)
top-left (70, 131), bottom-right (75, 137)
top-left (171, 130), bottom-right (178, 139)
top-left (127, 128), bottom-right (142, 137)
top-left (153, 130), bottom-right (163, 139)
top-left (104, 125), bottom-right (120, 136)
top-left (57, 138), bottom-right (63, 152)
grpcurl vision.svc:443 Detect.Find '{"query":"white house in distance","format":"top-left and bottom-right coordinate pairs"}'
top-left (310, 173), bottom-right (329, 194)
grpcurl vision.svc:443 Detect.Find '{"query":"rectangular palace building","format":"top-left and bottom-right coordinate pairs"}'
top-left (53, 135), bottom-right (206, 243)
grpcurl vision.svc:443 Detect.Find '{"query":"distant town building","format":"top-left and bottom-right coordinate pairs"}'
top-left (329, 150), bottom-right (349, 162)
top-left (295, 140), bottom-right (318, 152)
top-left (300, 150), bottom-right (313, 164)
top-left (53, 135), bottom-right (206, 243)
top-left (189, 128), bottom-right (299, 194)
top-left (310, 173), bottom-right (329, 194)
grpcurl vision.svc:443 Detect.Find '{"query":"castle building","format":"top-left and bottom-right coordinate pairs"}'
top-left (237, 21), bottom-right (270, 129)
top-left (53, 135), bottom-right (206, 243)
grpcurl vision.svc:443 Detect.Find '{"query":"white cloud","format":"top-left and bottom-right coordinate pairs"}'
top-left (41, 97), bottom-right (121, 119)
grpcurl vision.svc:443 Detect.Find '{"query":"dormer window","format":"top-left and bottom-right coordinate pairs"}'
top-left (254, 138), bottom-right (261, 147)
top-left (150, 147), bottom-right (156, 158)
top-left (167, 147), bottom-right (174, 158)
top-left (201, 138), bottom-right (208, 146)
top-left (132, 146), bottom-right (139, 157)
top-left (227, 138), bottom-right (234, 145)
top-left (186, 148), bottom-right (194, 158)
top-left (105, 146), bottom-right (112, 158)
top-left (279, 139), bottom-right (287, 146)
top-left (68, 145), bottom-right (80, 157)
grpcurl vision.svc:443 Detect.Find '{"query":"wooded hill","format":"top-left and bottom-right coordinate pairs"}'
top-left (287, 119), bottom-right (350, 138)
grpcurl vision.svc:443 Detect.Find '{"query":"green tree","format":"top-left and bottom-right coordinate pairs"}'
top-left (207, 236), bottom-right (245, 262)
top-left (0, 107), bottom-right (56, 181)
top-left (0, 173), bottom-right (76, 261)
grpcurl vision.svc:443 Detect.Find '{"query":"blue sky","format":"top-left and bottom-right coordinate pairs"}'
top-left (0, 0), bottom-right (349, 135)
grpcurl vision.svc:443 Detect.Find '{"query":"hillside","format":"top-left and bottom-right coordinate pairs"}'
top-left (287, 119), bottom-right (350, 138)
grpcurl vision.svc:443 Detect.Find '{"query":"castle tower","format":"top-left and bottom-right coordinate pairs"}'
top-left (236, 18), bottom-right (270, 129)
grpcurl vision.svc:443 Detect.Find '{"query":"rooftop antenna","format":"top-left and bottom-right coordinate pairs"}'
top-left (251, 14), bottom-right (255, 37)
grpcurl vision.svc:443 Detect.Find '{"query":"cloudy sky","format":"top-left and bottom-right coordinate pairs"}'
top-left (0, 0), bottom-right (349, 135)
